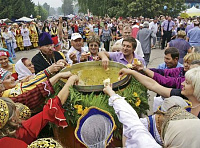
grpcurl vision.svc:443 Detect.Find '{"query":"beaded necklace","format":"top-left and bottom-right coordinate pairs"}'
top-left (40, 51), bottom-right (56, 66)
top-left (156, 114), bottom-right (164, 145)
top-left (156, 114), bottom-right (163, 135)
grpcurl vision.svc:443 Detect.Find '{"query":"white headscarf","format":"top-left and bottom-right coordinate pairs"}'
top-left (80, 115), bottom-right (113, 148)
top-left (15, 58), bottom-right (34, 80)
top-left (164, 119), bottom-right (200, 148)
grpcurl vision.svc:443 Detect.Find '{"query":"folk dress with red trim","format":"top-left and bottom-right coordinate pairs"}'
top-left (16, 96), bottom-right (68, 144)
top-left (10, 79), bottom-right (54, 110)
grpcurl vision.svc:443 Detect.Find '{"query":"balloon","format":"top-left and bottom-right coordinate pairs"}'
top-left (164, 6), bottom-right (167, 10)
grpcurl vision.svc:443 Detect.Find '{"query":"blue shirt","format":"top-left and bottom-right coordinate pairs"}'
top-left (169, 38), bottom-right (191, 64)
top-left (187, 26), bottom-right (200, 46)
top-left (93, 28), bottom-right (99, 35)
top-left (157, 62), bottom-right (183, 70)
top-left (161, 20), bottom-right (175, 31)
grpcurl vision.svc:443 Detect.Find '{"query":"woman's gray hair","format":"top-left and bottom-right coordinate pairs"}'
top-left (185, 67), bottom-right (200, 101)
top-left (143, 21), bottom-right (149, 28)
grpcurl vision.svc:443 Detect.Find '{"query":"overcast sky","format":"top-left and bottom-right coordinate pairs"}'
top-left (32, 0), bottom-right (63, 8)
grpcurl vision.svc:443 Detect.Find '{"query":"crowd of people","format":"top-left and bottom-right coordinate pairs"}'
top-left (0, 14), bottom-right (200, 147)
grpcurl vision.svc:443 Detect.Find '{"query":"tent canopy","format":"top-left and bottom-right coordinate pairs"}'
top-left (67, 14), bottom-right (75, 18)
top-left (0, 18), bottom-right (12, 23)
top-left (185, 6), bottom-right (200, 17)
top-left (16, 16), bottom-right (34, 22)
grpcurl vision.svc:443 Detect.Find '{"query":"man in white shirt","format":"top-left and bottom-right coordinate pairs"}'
top-left (149, 18), bottom-right (158, 49)
top-left (66, 33), bottom-right (88, 65)
top-left (114, 26), bottom-right (144, 58)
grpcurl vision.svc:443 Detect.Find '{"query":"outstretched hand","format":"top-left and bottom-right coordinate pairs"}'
top-left (59, 71), bottom-right (72, 79)
top-left (48, 63), bottom-right (65, 74)
top-left (103, 84), bottom-right (116, 97)
top-left (132, 62), bottom-right (144, 72)
top-left (67, 75), bottom-right (79, 85)
top-left (102, 57), bottom-right (109, 70)
top-left (118, 68), bottom-right (132, 79)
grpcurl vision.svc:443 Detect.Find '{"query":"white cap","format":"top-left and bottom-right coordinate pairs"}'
top-left (71, 33), bottom-right (82, 40)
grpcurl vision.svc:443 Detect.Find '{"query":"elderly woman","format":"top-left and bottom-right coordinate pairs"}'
top-left (0, 66), bottom-right (71, 111)
top-left (15, 58), bottom-right (35, 82)
top-left (98, 37), bottom-right (145, 69)
top-left (87, 35), bottom-right (105, 61)
top-left (119, 66), bottom-right (200, 118)
top-left (15, 57), bottom-right (66, 82)
top-left (0, 49), bottom-right (17, 80)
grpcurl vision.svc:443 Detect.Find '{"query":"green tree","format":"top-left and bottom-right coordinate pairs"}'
top-left (57, 7), bottom-right (63, 15)
top-left (24, 0), bottom-right (36, 17)
top-left (0, 0), bottom-right (36, 19)
top-left (35, 3), bottom-right (48, 21)
top-left (62, 0), bottom-right (74, 15)
top-left (78, 0), bottom-right (186, 18)
top-left (13, 0), bottom-right (27, 18)
top-left (43, 2), bottom-right (50, 16)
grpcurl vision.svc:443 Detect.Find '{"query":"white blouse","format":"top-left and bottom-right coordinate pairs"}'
top-left (140, 115), bottom-right (162, 145)
top-left (109, 94), bottom-right (161, 148)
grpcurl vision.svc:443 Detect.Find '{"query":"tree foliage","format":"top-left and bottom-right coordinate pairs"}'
top-left (43, 2), bottom-right (50, 16)
top-left (57, 7), bottom-right (63, 15)
top-left (62, 0), bottom-right (74, 16)
top-left (35, 3), bottom-right (48, 21)
top-left (0, 0), bottom-right (36, 19)
top-left (78, 0), bottom-right (186, 18)
top-left (49, 7), bottom-right (57, 16)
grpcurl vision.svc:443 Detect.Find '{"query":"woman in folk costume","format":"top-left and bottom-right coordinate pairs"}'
top-left (0, 74), bottom-right (79, 144)
top-left (0, 25), bottom-right (7, 48)
top-left (0, 61), bottom-right (67, 110)
top-left (103, 85), bottom-right (200, 148)
top-left (0, 26), bottom-right (3, 48)
top-left (21, 24), bottom-right (32, 50)
top-left (29, 22), bottom-right (38, 48)
top-left (15, 56), bottom-right (66, 82)
top-left (139, 96), bottom-right (192, 146)
top-left (0, 49), bottom-right (17, 80)
top-left (15, 57), bottom-right (35, 82)
top-left (15, 24), bottom-right (24, 51)
top-left (50, 23), bottom-right (58, 37)
top-left (42, 22), bottom-right (50, 33)
top-left (2, 27), bottom-right (16, 58)
top-left (10, 27), bottom-right (17, 50)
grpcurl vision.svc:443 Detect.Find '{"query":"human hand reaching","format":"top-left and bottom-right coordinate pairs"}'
top-left (103, 84), bottom-right (116, 97)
